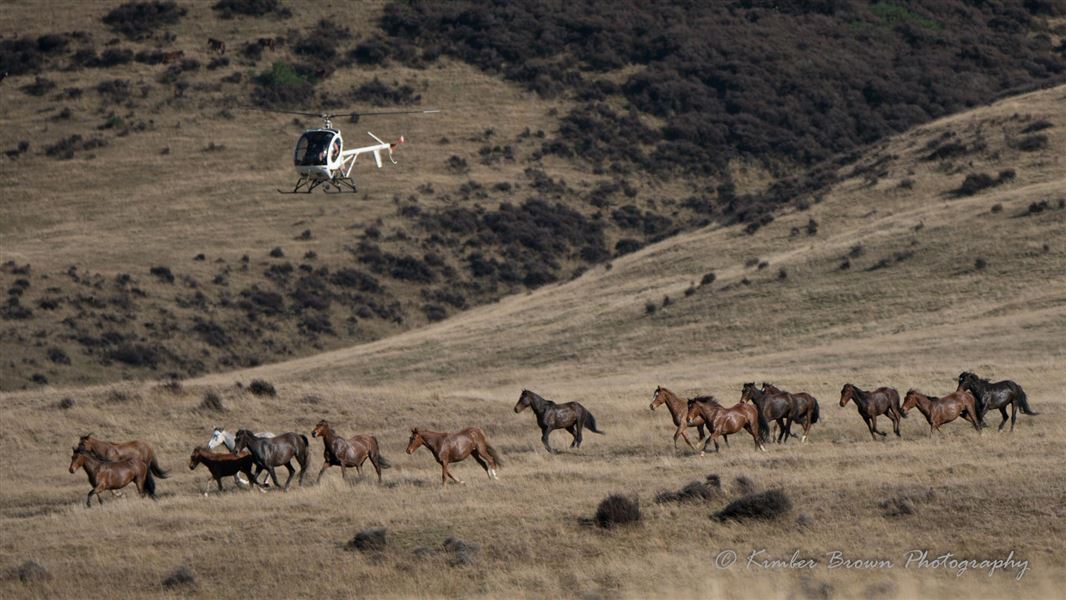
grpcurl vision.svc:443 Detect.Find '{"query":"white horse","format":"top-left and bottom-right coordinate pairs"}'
top-left (207, 427), bottom-right (276, 487)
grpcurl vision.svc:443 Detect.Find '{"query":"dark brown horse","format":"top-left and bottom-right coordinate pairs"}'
top-left (405, 427), bottom-right (502, 486)
top-left (839, 383), bottom-right (905, 440)
top-left (69, 447), bottom-right (156, 507)
top-left (685, 397), bottom-right (767, 455)
top-left (902, 389), bottom-right (981, 435)
top-left (311, 420), bottom-right (390, 483)
top-left (188, 446), bottom-right (260, 494)
top-left (233, 430), bottom-right (310, 491)
top-left (740, 383), bottom-right (793, 443)
top-left (514, 389), bottom-right (604, 453)
top-left (761, 383), bottom-right (820, 443)
top-left (77, 434), bottom-right (169, 479)
top-left (956, 371), bottom-right (1037, 432)
top-left (649, 386), bottom-right (708, 449)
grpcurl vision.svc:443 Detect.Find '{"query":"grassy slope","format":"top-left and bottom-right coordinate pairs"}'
top-left (0, 81), bottom-right (1064, 598)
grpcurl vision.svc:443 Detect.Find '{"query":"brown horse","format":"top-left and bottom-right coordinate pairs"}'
top-left (902, 390), bottom-right (981, 435)
top-left (207, 38), bottom-right (225, 56)
top-left (188, 446), bottom-right (260, 494)
top-left (740, 383), bottom-right (793, 443)
top-left (839, 384), bottom-right (905, 440)
top-left (77, 434), bottom-right (169, 479)
top-left (685, 397), bottom-right (767, 455)
top-left (514, 389), bottom-right (604, 453)
top-left (649, 386), bottom-right (708, 450)
top-left (69, 447), bottom-right (156, 507)
top-left (405, 427), bottom-right (502, 486)
top-left (761, 383), bottom-right (820, 443)
top-left (311, 420), bottom-right (390, 483)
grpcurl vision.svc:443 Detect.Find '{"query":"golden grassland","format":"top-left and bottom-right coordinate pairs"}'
top-left (1, 76), bottom-right (1065, 599)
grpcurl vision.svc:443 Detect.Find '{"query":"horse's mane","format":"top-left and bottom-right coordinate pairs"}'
top-left (689, 395), bottom-right (718, 405)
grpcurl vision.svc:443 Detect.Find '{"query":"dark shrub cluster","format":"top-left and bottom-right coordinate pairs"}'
top-left (248, 378), bottom-right (276, 397)
top-left (252, 60), bottom-right (314, 108)
top-left (594, 494), bottom-right (641, 528)
top-left (713, 489), bottom-right (792, 522)
top-left (0, 35), bottom-right (72, 76)
top-left (213, 0), bottom-right (290, 19)
top-left (954, 170), bottom-right (1016, 197)
top-left (103, 1), bottom-right (186, 39)
top-left (44, 135), bottom-right (108, 160)
top-left (345, 78), bottom-right (420, 107)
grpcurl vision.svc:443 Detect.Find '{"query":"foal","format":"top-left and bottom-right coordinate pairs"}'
top-left (839, 383), bottom-right (905, 440)
top-left (406, 427), bottom-right (502, 486)
top-left (69, 448), bottom-right (156, 507)
top-left (650, 386), bottom-right (707, 450)
top-left (188, 446), bottom-right (260, 494)
top-left (311, 420), bottom-right (390, 483)
top-left (514, 389), bottom-right (604, 453)
top-left (902, 390), bottom-right (981, 435)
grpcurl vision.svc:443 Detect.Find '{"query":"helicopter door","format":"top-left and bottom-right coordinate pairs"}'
top-left (293, 130), bottom-right (337, 167)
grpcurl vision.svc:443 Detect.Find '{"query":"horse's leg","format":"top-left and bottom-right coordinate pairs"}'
top-left (746, 422), bottom-right (765, 452)
top-left (863, 416), bottom-right (877, 440)
top-left (777, 418), bottom-right (788, 443)
top-left (696, 423), bottom-right (706, 442)
top-left (997, 406), bottom-right (1009, 432)
top-left (871, 415), bottom-right (887, 438)
top-left (215, 476), bottom-right (224, 494)
top-left (963, 407), bottom-right (981, 433)
top-left (86, 489), bottom-right (96, 508)
top-left (675, 422), bottom-right (697, 450)
top-left (541, 427), bottom-right (554, 454)
top-left (568, 424), bottom-right (579, 448)
top-left (316, 462), bottom-right (330, 484)
top-left (266, 465), bottom-right (282, 489)
top-left (282, 462), bottom-right (296, 491)
top-left (342, 466), bottom-right (350, 482)
top-left (471, 451), bottom-right (492, 478)
top-left (443, 462), bottom-right (464, 485)
top-left (572, 422), bottom-right (584, 449)
top-left (1009, 401), bottom-right (1018, 432)
top-left (781, 417), bottom-right (793, 444)
top-left (891, 412), bottom-right (901, 438)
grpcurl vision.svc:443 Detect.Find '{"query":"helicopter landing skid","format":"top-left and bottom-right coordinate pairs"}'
top-left (277, 176), bottom-right (358, 194)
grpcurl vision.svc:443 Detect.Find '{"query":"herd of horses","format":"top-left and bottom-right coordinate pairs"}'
top-left (67, 371), bottom-right (1037, 506)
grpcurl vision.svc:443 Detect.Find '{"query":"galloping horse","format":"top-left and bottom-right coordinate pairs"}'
top-left (207, 427), bottom-right (275, 487)
top-left (839, 383), bottom-right (905, 440)
top-left (311, 420), bottom-right (390, 483)
top-left (69, 447), bottom-right (156, 507)
top-left (188, 446), bottom-right (260, 494)
top-left (956, 371), bottom-right (1037, 432)
top-left (902, 390), bottom-right (981, 435)
top-left (514, 389), bottom-right (604, 453)
top-left (649, 386), bottom-right (708, 449)
top-left (77, 434), bottom-right (170, 479)
top-left (232, 430), bottom-right (309, 491)
top-left (406, 427), bottom-right (502, 486)
top-left (740, 383), bottom-right (792, 443)
top-left (761, 383), bottom-right (820, 442)
top-left (685, 397), bottom-right (767, 455)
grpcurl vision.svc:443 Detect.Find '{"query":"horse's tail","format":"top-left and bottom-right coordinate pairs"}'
top-left (143, 469), bottom-right (157, 499)
top-left (1016, 387), bottom-right (1038, 415)
top-left (810, 399), bottom-right (820, 424)
top-left (149, 451), bottom-right (170, 479)
top-left (485, 442), bottom-right (503, 468)
top-left (756, 407), bottom-right (770, 441)
top-left (893, 393), bottom-right (907, 419)
top-left (971, 389), bottom-right (985, 423)
top-left (371, 437), bottom-right (391, 469)
top-left (584, 410), bottom-right (605, 434)
top-left (297, 434), bottom-right (310, 468)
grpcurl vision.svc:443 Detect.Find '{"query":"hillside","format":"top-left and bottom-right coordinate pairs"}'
top-left (2, 1), bottom-right (1064, 389)
top-left (0, 83), bottom-right (1063, 599)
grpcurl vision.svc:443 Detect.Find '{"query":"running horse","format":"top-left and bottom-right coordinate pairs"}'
top-left (405, 427), bottom-right (502, 486)
top-left (188, 446), bottom-right (261, 495)
top-left (956, 371), bottom-right (1037, 432)
top-left (232, 430), bottom-right (310, 491)
top-left (311, 420), bottom-right (390, 483)
top-left (838, 383), bottom-right (905, 440)
top-left (902, 389), bottom-right (981, 435)
top-left (685, 396), bottom-right (767, 455)
top-left (649, 386), bottom-right (708, 450)
top-left (514, 389), bottom-right (604, 453)
top-left (761, 383), bottom-right (820, 443)
top-left (207, 427), bottom-right (275, 487)
top-left (76, 434), bottom-right (170, 479)
top-left (69, 447), bottom-right (156, 507)
top-left (740, 383), bottom-right (793, 443)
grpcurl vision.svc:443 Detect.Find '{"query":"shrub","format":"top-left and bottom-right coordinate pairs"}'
top-left (1021, 119), bottom-right (1053, 134)
top-left (644, 301), bottom-right (656, 315)
top-left (252, 61), bottom-right (314, 108)
top-left (594, 494), bottom-right (641, 528)
top-left (700, 272), bottom-right (716, 286)
top-left (149, 265), bottom-right (174, 283)
top-left (213, 0), bottom-right (290, 18)
top-left (20, 76), bottom-right (55, 96)
top-left (655, 480), bottom-right (720, 504)
top-left (713, 489), bottom-right (792, 522)
top-left (422, 304), bottom-right (447, 322)
top-left (806, 218), bottom-right (819, 236)
top-left (248, 378), bottom-right (276, 397)
top-left (954, 173), bottom-right (997, 196)
top-left (44, 135), bottom-right (108, 160)
top-left (58, 397), bottom-right (76, 410)
top-left (346, 77), bottom-right (420, 106)
top-left (347, 528), bottom-right (387, 551)
top-left (199, 391), bottom-right (225, 412)
top-left (990, 203), bottom-right (1003, 214)
top-left (161, 566), bottom-right (197, 590)
top-left (47, 347), bottom-right (70, 365)
top-left (269, 247), bottom-right (284, 258)
top-left (109, 343), bottom-right (160, 368)
top-left (103, 2), bottom-right (186, 39)
top-left (1014, 134), bottom-right (1048, 152)
top-left (974, 257), bottom-right (987, 271)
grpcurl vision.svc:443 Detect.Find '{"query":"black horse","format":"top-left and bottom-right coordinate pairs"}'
top-left (762, 383), bottom-right (820, 443)
top-left (740, 383), bottom-right (792, 443)
top-left (232, 430), bottom-right (310, 491)
top-left (514, 389), bottom-right (604, 453)
top-left (957, 372), bottom-right (1037, 432)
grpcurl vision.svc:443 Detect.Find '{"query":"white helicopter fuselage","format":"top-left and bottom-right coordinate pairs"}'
top-left (293, 128), bottom-right (401, 182)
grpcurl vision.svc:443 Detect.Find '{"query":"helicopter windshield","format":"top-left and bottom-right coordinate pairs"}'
top-left (294, 131), bottom-right (338, 166)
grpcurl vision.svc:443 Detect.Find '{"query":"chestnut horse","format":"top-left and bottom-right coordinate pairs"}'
top-left (406, 427), bottom-right (501, 486)
top-left (740, 383), bottom-right (792, 443)
top-left (761, 383), bottom-right (820, 442)
top-left (232, 430), bottom-right (310, 491)
top-left (311, 420), bottom-right (390, 483)
top-left (69, 447), bottom-right (156, 507)
top-left (649, 386), bottom-right (708, 449)
top-left (77, 434), bottom-right (170, 479)
top-left (188, 446), bottom-right (260, 494)
top-left (685, 397), bottom-right (767, 455)
top-left (956, 371), bottom-right (1037, 432)
top-left (514, 389), bottom-right (604, 453)
top-left (902, 390), bottom-right (981, 435)
top-left (839, 383), bottom-right (905, 440)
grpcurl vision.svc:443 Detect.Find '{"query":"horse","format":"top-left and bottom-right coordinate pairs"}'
top-left (207, 427), bottom-right (275, 487)
top-left (761, 383), bottom-right (820, 443)
top-left (161, 50), bottom-right (184, 63)
top-left (76, 434), bottom-right (169, 479)
top-left (685, 397), bottom-right (767, 455)
top-left (902, 390), bottom-right (981, 435)
top-left (839, 383), bottom-right (905, 440)
top-left (232, 430), bottom-right (309, 491)
top-left (740, 383), bottom-right (793, 443)
top-left (207, 38), bottom-right (226, 56)
top-left (188, 446), bottom-right (261, 495)
top-left (514, 389), bottom-right (604, 453)
top-left (649, 386), bottom-right (708, 450)
top-left (311, 420), bottom-right (390, 483)
top-left (405, 427), bottom-right (501, 486)
top-left (956, 371), bottom-right (1037, 432)
top-left (69, 447), bottom-right (155, 507)
top-left (257, 37), bottom-right (277, 51)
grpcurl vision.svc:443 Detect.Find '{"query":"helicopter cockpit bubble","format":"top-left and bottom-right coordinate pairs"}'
top-left (294, 129), bottom-right (340, 168)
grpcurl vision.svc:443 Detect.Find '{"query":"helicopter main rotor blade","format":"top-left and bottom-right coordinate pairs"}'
top-left (241, 105), bottom-right (327, 117)
top-left (332, 109), bottom-right (442, 118)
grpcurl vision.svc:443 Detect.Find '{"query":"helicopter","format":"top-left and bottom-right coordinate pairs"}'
top-left (256, 107), bottom-right (440, 193)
